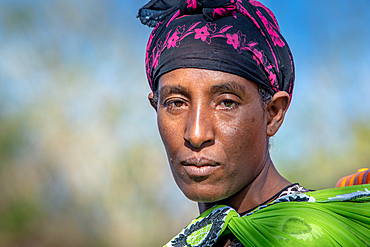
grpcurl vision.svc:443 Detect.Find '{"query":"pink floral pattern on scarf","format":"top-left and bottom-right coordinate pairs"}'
top-left (140, 0), bottom-right (294, 97)
top-left (256, 9), bottom-right (285, 47)
top-left (226, 31), bottom-right (245, 53)
top-left (246, 43), bottom-right (278, 90)
top-left (194, 26), bottom-right (211, 43)
top-left (167, 30), bottom-right (181, 48)
top-left (187, 0), bottom-right (197, 9)
top-left (146, 22), bottom-right (235, 77)
top-left (248, 0), bottom-right (279, 31)
top-left (213, 5), bottom-right (238, 19)
top-left (147, 20), bottom-right (279, 90)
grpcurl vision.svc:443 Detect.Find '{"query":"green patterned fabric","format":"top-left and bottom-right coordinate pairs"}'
top-left (165, 185), bottom-right (370, 247)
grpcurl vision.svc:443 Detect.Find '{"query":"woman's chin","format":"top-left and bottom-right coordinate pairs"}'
top-left (181, 187), bottom-right (229, 203)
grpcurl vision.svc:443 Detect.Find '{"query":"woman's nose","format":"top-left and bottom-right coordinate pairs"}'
top-left (183, 105), bottom-right (215, 149)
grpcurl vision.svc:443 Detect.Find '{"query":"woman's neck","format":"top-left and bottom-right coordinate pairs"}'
top-left (197, 159), bottom-right (290, 214)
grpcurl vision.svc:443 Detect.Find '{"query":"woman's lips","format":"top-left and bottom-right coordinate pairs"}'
top-left (180, 157), bottom-right (220, 177)
top-left (182, 165), bottom-right (220, 177)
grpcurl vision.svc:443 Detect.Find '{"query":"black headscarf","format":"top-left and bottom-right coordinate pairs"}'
top-left (138, 0), bottom-right (295, 98)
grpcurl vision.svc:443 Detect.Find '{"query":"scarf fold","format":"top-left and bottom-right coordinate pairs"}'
top-left (138, 0), bottom-right (295, 100)
top-left (165, 185), bottom-right (370, 246)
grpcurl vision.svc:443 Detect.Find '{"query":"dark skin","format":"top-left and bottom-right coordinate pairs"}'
top-left (149, 68), bottom-right (290, 246)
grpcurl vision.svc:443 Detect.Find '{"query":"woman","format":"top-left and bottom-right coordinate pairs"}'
top-left (138, 0), bottom-right (370, 246)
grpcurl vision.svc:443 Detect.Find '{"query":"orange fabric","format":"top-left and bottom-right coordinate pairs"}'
top-left (362, 170), bottom-right (370, 184)
top-left (336, 177), bottom-right (348, 187)
top-left (358, 171), bottom-right (366, 185)
top-left (336, 168), bottom-right (370, 187)
top-left (349, 173), bottom-right (356, 186)
top-left (345, 175), bottom-right (351, 186)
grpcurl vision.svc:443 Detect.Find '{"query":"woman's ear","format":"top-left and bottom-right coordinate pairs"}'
top-left (266, 91), bottom-right (290, 137)
top-left (148, 92), bottom-right (158, 112)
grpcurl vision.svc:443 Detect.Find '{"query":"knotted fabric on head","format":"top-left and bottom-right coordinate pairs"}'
top-left (138, 0), bottom-right (295, 99)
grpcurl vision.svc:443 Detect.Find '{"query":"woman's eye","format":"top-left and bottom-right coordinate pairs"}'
top-left (172, 101), bottom-right (184, 107)
top-left (169, 100), bottom-right (184, 108)
top-left (165, 99), bottom-right (187, 113)
top-left (220, 99), bottom-right (238, 109)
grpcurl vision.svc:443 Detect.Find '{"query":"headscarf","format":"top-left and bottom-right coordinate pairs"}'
top-left (138, 0), bottom-right (295, 99)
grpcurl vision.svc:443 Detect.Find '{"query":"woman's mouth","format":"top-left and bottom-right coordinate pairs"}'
top-left (180, 157), bottom-right (220, 177)
top-left (182, 165), bottom-right (220, 177)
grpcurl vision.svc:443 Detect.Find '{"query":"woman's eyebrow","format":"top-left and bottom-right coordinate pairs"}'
top-left (159, 85), bottom-right (191, 99)
top-left (210, 82), bottom-right (246, 97)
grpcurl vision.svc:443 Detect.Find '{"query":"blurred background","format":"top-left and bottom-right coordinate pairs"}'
top-left (0, 0), bottom-right (369, 246)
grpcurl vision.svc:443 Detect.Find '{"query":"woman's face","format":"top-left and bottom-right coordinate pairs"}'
top-left (153, 68), bottom-right (270, 203)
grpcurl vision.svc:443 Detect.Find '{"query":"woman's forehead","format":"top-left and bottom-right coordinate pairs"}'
top-left (158, 68), bottom-right (259, 96)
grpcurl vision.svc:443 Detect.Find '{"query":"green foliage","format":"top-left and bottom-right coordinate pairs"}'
top-left (0, 200), bottom-right (40, 239)
top-left (0, 118), bottom-right (26, 163)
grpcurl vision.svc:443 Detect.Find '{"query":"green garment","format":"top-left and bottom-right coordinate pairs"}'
top-left (165, 185), bottom-right (370, 247)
